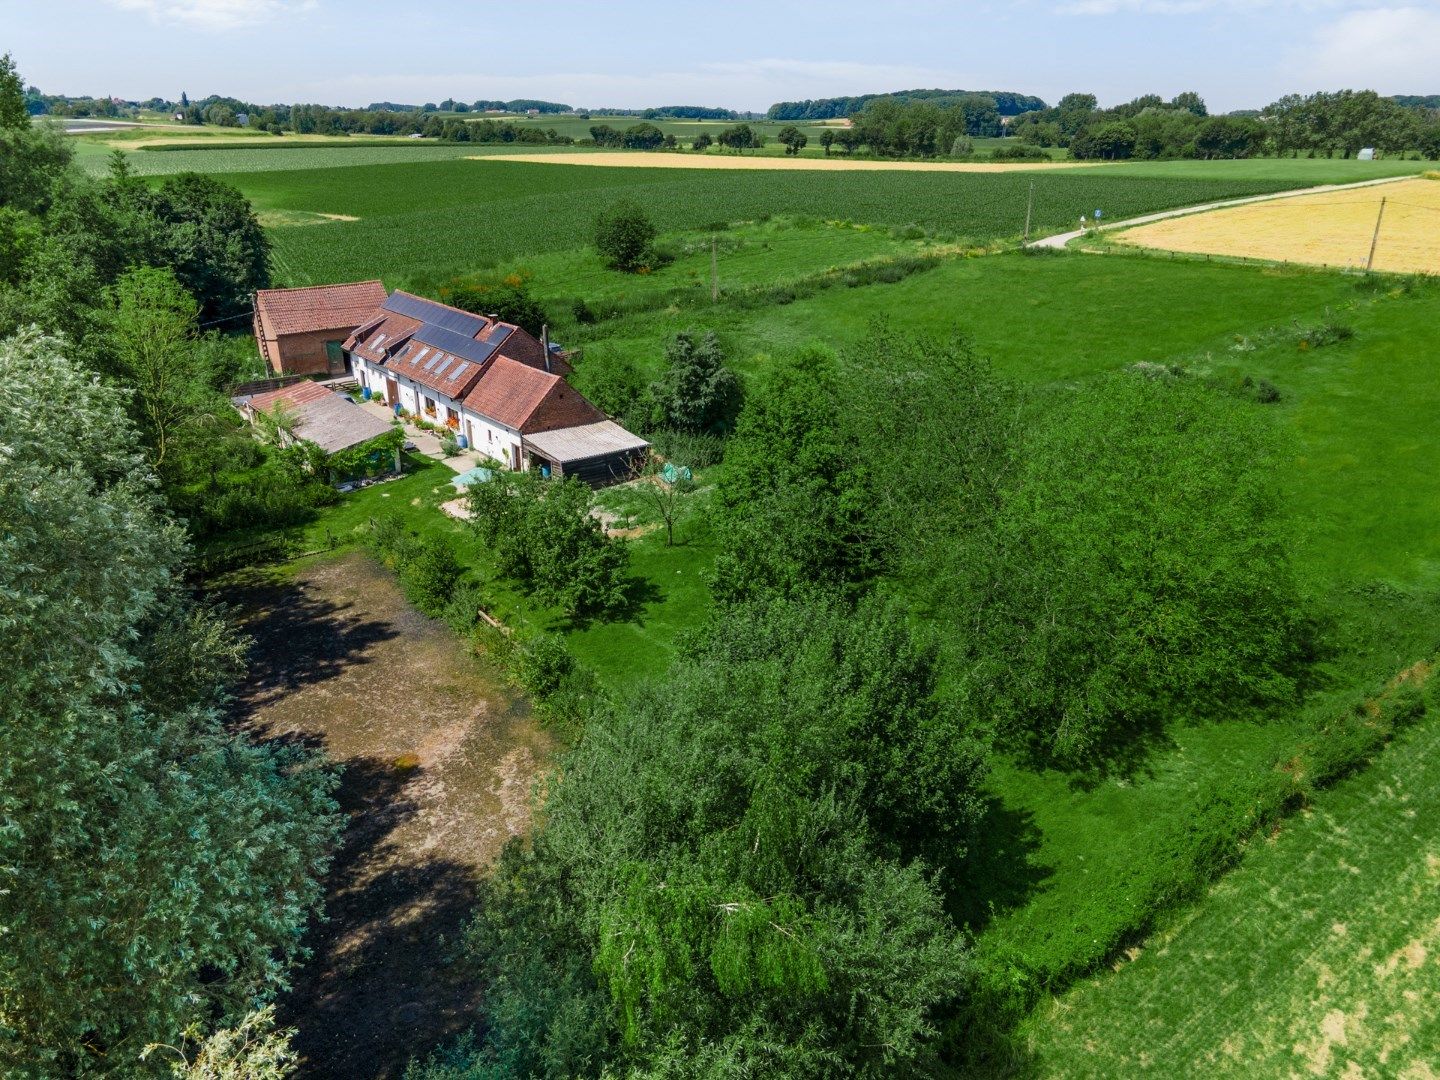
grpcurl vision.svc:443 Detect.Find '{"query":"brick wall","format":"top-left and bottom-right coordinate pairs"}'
top-left (273, 329), bottom-right (349, 376)
top-left (524, 383), bottom-right (605, 434)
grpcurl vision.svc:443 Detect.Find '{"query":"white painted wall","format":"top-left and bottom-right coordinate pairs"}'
top-left (458, 406), bottom-right (524, 470)
top-left (351, 353), bottom-right (526, 470)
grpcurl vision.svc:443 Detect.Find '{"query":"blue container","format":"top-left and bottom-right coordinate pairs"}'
top-left (362, 387), bottom-right (372, 400)
top-left (456, 434), bottom-right (469, 450)
top-left (394, 403), bottom-right (403, 415)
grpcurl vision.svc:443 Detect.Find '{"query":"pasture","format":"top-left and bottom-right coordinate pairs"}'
top-left (1023, 664), bottom-right (1440, 1079)
top-left (1114, 174), bottom-right (1440, 274)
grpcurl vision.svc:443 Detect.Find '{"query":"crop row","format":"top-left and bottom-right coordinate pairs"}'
top-left (227, 158), bottom-right (1302, 284)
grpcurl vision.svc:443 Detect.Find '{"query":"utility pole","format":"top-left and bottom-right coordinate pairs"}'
top-left (1365, 196), bottom-right (1387, 273)
top-left (710, 236), bottom-right (719, 302)
top-left (1023, 181), bottom-right (1035, 244)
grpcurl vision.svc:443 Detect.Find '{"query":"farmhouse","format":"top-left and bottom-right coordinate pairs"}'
top-left (345, 291), bottom-right (647, 484)
top-left (253, 280), bottom-right (389, 377)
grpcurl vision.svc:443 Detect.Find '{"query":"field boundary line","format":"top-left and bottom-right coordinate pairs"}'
top-left (1028, 174), bottom-right (1415, 250)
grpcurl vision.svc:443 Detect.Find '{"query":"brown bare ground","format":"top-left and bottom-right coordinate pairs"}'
top-left (470, 151), bottom-right (1095, 172)
top-left (224, 552), bottom-right (553, 1079)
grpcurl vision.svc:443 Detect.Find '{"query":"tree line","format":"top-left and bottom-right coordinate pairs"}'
top-left (1012, 89), bottom-right (1440, 160)
top-left (768, 87), bottom-right (1046, 121)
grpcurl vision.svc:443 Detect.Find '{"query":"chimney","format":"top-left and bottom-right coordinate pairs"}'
top-left (541, 324), bottom-right (551, 373)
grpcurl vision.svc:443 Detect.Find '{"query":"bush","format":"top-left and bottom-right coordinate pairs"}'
top-left (402, 536), bottom-right (462, 617)
top-left (647, 428), bottom-right (726, 467)
top-left (594, 199), bottom-right (658, 273)
top-left (968, 370), bottom-right (1307, 768)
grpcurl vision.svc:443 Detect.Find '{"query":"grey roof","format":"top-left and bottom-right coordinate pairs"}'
top-left (289, 394), bottom-right (396, 454)
top-left (523, 421), bottom-right (649, 464)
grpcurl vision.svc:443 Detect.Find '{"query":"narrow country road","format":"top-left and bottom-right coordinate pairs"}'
top-left (1028, 173), bottom-right (1413, 249)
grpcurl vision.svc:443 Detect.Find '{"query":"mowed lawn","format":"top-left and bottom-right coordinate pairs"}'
top-left (1023, 671), bottom-right (1440, 1079)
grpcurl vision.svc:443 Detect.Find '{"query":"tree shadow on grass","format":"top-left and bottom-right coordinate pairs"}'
top-left (278, 754), bottom-right (485, 1080)
top-left (557, 573), bottom-right (665, 632)
top-left (942, 796), bottom-right (1050, 938)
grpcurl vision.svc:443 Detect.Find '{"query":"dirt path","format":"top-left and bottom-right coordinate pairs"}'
top-left (1028, 174), bottom-right (1413, 250)
top-left (223, 552), bottom-right (553, 1079)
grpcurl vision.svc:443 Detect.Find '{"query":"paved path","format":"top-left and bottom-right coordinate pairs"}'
top-left (354, 398), bottom-right (477, 474)
top-left (1028, 174), bottom-right (1414, 250)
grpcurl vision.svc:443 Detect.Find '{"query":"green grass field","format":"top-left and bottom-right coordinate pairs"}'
top-left (217, 158), bottom-right (1305, 285)
top-left (1023, 667), bottom-right (1440, 1078)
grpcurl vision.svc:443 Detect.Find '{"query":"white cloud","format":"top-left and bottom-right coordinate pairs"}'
top-left (106, 0), bottom-right (316, 31)
top-left (1297, 6), bottom-right (1440, 89)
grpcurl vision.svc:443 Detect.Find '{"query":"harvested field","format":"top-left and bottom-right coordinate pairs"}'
top-left (1114, 175), bottom-right (1440, 274)
top-left (224, 552), bottom-right (553, 1080)
top-left (471, 151), bottom-right (1095, 172)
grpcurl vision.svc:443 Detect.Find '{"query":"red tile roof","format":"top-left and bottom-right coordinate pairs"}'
top-left (248, 379), bottom-right (334, 413)
top-left (462, 356), bottom-right (604, 433)
top-left (255, 281), bottom-right (388, 338)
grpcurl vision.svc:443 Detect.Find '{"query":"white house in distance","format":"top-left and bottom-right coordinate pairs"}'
top-left (343, 290), bottom-right (648, 485)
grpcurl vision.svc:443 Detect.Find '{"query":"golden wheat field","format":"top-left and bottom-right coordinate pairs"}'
top-left (1114, 176), bottom-right (1440, 274)
top-left (471, 151), bottom-right (1094, 172)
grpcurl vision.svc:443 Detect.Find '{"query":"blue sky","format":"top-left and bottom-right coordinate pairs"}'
top-left (5, 1), bottom-right (1439, 112)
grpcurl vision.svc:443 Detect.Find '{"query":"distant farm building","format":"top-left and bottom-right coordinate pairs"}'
top-left (253, 280), bottom-right (389, 377)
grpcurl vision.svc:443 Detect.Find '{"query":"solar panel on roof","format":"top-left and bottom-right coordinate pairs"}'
top-left (448, 362), bottom-right (471, 383)
top-left (382, 293), bottom-right (488, 338)
top-left (485, 324), bottom-right (511, 343)
top-left (413, 324), bottom-right (499, 366)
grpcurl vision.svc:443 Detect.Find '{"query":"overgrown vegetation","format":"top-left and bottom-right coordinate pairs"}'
top-left (0, 329), bottom-right (337, 1075)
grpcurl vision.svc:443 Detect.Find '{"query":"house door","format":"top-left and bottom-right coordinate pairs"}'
top-left (386, 378), bottom-right (399, 407)
top-left (325, 340), bottom-right (346, 375)
top-left (511, 444), bottom-right (522, 470)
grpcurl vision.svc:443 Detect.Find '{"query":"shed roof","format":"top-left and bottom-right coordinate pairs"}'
top-left (255, 281), bottom-right (388, 338)
top-left (240, 383), bottom-right (395, 455)
top-left (523, 421), bottom-right (650, 464)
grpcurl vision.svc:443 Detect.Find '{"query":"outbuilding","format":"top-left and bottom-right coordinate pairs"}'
top-left (522, 420), bottom-right (651, 485)
top-left (254, 280), bottom-right (389, 377)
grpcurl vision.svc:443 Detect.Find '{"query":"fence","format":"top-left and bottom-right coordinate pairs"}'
top-left (194, 529), bottom-right (340, 576)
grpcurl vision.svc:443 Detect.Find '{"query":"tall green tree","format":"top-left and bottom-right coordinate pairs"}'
top-left (0, 52), bottom-right (27, 130)
top-left (649, 328), bottom-right (742, 435)
top-left (0, 329), bottom-right (338, 1076)
top-left (413, 596), bottom-right (983, 1078)
top-left (103, 266), bottom-right (207, 469)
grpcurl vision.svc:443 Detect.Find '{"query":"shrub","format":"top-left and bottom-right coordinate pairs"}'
top-left (647, 428), bottom-right (726, 467)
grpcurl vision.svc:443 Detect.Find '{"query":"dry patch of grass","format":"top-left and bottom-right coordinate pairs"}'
top-left (1114, 176), bottom-right (1440, 274)
top-left (470, 151), bottom-right (1095, 173)
top-left (257, 209), bottom-right (360, 227)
